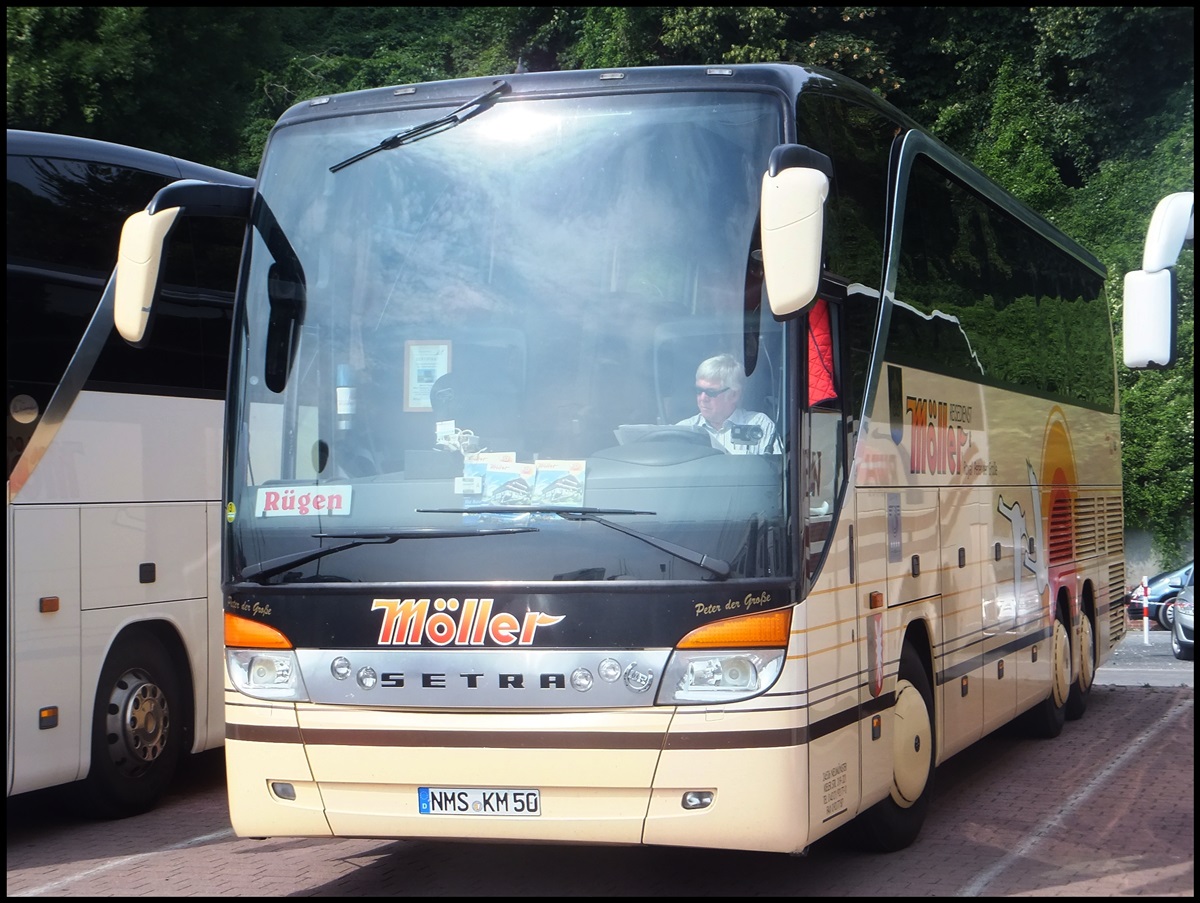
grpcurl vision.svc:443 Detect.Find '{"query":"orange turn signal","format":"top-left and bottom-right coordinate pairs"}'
top-left (224, 611), bottom-right (293, 649)
top-left (676, 607), bottom-right (792, 649)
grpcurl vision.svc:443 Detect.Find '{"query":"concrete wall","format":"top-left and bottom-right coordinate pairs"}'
top-left (1125, 526), bottom-right (1195, 588)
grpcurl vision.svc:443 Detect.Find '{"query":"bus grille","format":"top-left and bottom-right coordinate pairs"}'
top-left (1105, 495), bottom-right (1127, 645)
top-left (1049, 495), bottom-right (1075, 564)
top-left (1073, 496), bottom-right (1100, 556)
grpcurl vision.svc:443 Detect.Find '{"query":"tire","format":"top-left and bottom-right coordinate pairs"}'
top-left (852, 642), bottom-right (935, 852)
top-left (1157, 598), bottom-right (1176, 631)
top-left (80, 627), bottom-right (183, 819)
top-left (1065, 609), bottom-right (1095, 721)
top-left (1021, 603), bottom-right (1069, 739)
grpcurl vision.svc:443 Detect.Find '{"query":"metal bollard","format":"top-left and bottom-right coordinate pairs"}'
top-left (1142, 576), bottom-right (1151, 645)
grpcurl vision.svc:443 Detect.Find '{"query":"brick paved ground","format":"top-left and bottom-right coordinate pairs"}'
top-left (7, 685), bottom-right (1193, 896)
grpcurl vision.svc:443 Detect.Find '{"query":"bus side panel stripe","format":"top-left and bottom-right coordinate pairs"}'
top-left (227, 707), bottom-right (898, 750)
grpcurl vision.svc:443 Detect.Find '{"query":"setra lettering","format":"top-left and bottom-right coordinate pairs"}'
top-left (379, 671), bottom-right (567, 690)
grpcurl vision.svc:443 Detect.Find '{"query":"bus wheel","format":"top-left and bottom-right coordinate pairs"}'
top-left (80, 627), bottom-right (182, 819)
top-left (1021, 604), bottom-right (1069, 739)
top-left (852, 642), bottom-right (935, 852)
top-left (1065, 609), bottom-right (1095, 721)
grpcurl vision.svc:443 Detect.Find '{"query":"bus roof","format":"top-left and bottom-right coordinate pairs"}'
top-left (273, 62), bottom-right (922, 133)
top-left (6, 129), bottom-right (253, 186)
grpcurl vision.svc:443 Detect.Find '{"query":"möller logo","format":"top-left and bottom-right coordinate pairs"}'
top-left (372, 597), bottom-right (564, 646)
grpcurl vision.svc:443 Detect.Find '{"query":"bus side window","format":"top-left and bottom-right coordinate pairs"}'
top-left (803, 298), bottom-right (844, 580)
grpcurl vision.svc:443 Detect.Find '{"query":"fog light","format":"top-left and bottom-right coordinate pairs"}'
top-left (682, 790), bottom-right (714, 810)
top-left (597, 658), bottom-right (622, 682)
top-left (271, 782), bottom-right (297, 801)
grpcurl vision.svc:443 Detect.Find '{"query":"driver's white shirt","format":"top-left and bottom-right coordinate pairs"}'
top-left (676, 408), bottom-right (781, 454)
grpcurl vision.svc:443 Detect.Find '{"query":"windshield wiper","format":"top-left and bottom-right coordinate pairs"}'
top-left (330, 80), bottom-right (510, 173)
top-left (417, 507), bottom-right (732, 579)
top-left (240, 526), bottom-right (538, 583)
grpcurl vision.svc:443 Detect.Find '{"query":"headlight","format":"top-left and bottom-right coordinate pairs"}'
top-left (1176, 599), bottom-right (1194, 615)
top-left (226, 648), bottom-right (309, 701)
top-left (657, 649), bottom-right (784, 704)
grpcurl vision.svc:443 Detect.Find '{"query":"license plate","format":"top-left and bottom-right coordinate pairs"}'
top-left (418, 787), bottom-right (541, 816)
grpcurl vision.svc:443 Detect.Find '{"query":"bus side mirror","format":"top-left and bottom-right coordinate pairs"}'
top-left (115, 206), bottom-right (181, 346)
top-left (760, 144), bottom-right (832, 318)
top-left (1123, 191), bottom-right (1193, 370)
top-left (264, 262), bottom-right (306, 393)
top-left (114, 178), bottom-right (253, 347)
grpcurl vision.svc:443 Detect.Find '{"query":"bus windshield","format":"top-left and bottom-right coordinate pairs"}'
top-left (227, 89), bottom-right (793, 584)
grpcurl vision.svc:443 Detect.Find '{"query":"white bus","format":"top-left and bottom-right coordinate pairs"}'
top-left (116, 65), bottom-right (1188, 853)
top-left (6, 130), bottom-right (250, 817)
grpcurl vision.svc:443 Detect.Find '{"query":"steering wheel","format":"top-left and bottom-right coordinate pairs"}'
top-left (634, 427), bottom-right (713, 447)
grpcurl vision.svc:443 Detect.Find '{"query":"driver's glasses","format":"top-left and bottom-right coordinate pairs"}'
top-left (696, 386), bottom-right (731, 398)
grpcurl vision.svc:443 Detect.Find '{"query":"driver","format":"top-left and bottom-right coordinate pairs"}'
top-left (676, 353), bottom-right (781, 454)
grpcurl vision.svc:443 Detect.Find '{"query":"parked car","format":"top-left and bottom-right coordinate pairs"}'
top-left (1172, 569), bottom-right (1194, 661)
top-left (1126, 560), bottom-right (1194, 629)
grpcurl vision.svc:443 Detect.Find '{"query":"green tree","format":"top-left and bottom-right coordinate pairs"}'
top-left (7, 6), bottom-right (1193, 560)
top-left (7, 6), bottom-right (281, 172)
top-left (969, 58), bottom-right (1070, 214)
top-left (1073, 114), bottom-right (1195, 565)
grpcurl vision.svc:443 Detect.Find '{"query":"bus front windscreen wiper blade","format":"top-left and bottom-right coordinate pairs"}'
top-left (417, 507), bottom-right (732, 579)
top-left (330, 80), bottom-right (510, 173)
top-left (240, 525), bottom-right (538, 583)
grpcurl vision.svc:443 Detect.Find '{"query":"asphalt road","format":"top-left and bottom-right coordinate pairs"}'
top-left (1095, 617), bottom-right (1194, 688)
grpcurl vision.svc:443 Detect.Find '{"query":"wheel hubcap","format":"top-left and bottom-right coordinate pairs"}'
top-left (1078, 617), bottom-right (1095, 691)
top-left (890, 679), bottom-right (932, 807)
top-left (1051, 619), bottom-right (1071, 707)
top-left (105, 668), bottom-right (170, 775)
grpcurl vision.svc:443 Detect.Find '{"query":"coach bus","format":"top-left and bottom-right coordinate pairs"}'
top-left (6, 129), bottom-right (249, 817)
top-left (114, 65), bottom-right (1186, 853)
